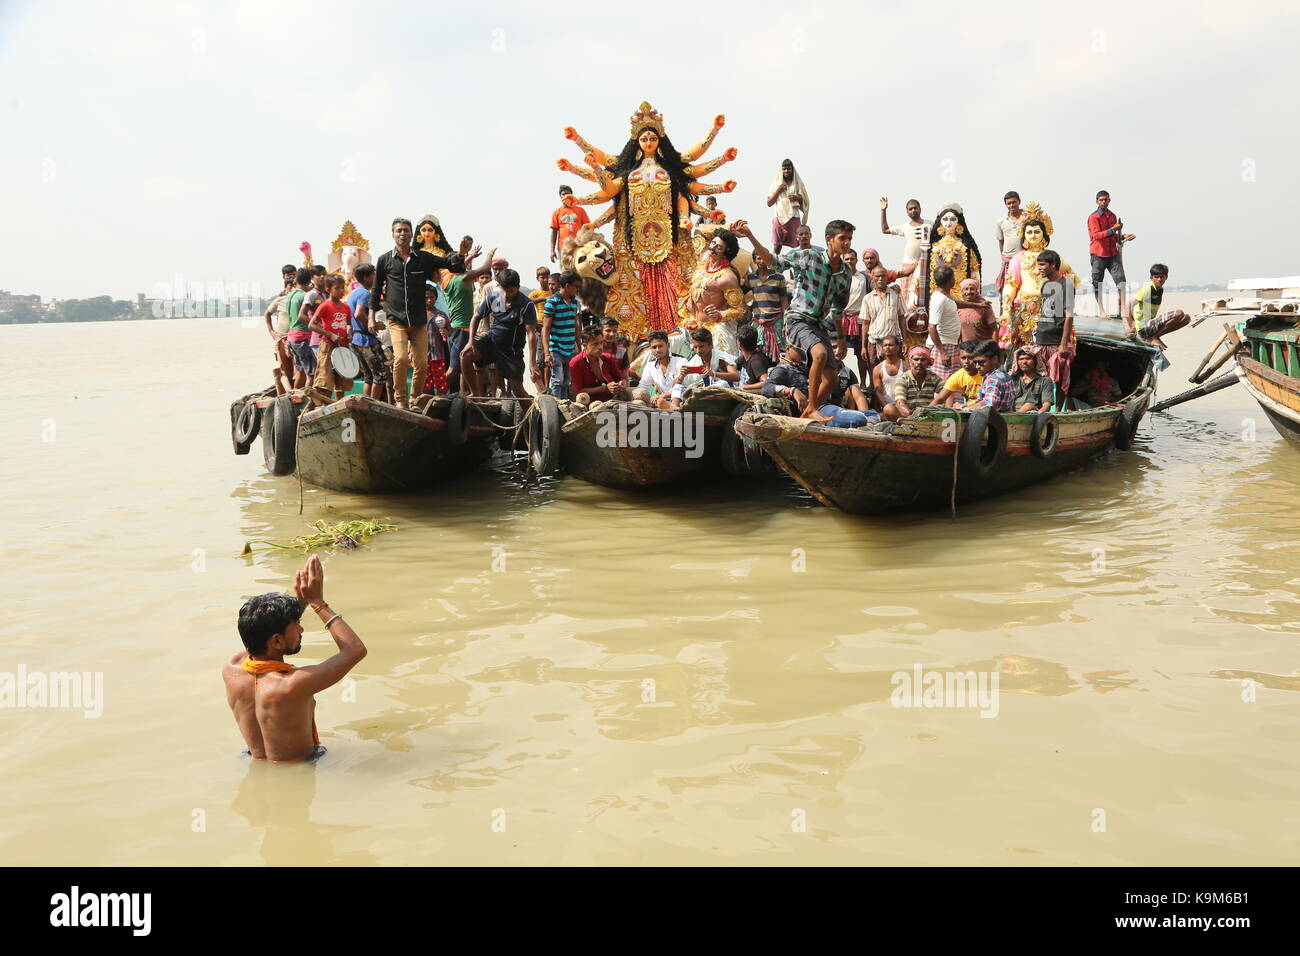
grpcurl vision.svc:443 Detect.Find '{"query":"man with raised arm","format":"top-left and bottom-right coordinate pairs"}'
top-left (733, 217), bottom-right (854, 423)
top-left (223, 555), bottom-right (366, 763)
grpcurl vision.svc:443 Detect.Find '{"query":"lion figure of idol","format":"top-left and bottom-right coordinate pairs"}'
top-left (560, 224), bottom-right (617, 318)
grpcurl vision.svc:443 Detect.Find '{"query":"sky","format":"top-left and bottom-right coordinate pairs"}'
top-left (2, 0), bottom-right (1297, 302)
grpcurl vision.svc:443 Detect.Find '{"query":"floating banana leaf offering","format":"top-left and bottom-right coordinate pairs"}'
top-left (243, 518), bottom-right (395, 555)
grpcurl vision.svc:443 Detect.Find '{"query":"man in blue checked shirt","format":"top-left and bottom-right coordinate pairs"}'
top-left (970, 340), bottom-right (1017, 411)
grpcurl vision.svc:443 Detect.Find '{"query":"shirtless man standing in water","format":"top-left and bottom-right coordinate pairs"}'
top-left (224, 556), bottom-right (366, 763)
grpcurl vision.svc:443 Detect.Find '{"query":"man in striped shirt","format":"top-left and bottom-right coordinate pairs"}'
top-left (744, 258), bottom-right (789, 357)
top-left (542, 270), bottom-right (580, 399)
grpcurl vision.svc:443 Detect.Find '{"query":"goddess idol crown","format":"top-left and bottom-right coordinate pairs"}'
top-left (1017, 201), bottom-right (1054, 241)
top-left (630, 101), bottom-right (665, 138)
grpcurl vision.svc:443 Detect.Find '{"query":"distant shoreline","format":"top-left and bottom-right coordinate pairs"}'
top-left (1, 286), bottom-right (1233, 326)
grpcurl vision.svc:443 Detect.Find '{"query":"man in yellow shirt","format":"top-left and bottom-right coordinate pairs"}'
top-left (930, 342), bottom-right (983, 407)
top-left (1125, 262), bottom-right (1188, 350)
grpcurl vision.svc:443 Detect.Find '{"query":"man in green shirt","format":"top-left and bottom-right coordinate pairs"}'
top-left (1126, 262), bottom-right (1188, 351)
top-left (1012, 347), bottom-right (1055, 412)
top-left (284, 267), bottom-right (315, 388)
top-left (440, 244), bottom-right (495, 394)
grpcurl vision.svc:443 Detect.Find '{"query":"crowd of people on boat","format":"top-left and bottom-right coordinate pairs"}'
top-left (260, 173), bottom-right (1189, 426)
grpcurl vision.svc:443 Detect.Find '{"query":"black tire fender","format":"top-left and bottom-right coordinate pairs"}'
top-left (1113, 389), bottom-right (1151, 451)
top-left (445, 393), bottom-right (470, 445)
top-left (957, 405), bottom-right (1007, 480)
top-left (1029, 411), bottom-right (1058, 459)
top-left (260, 400), bottom-right (276, 470)
top-left (232, 399), bottom-right (259, 455)
top-left (529, 395), bottom-right (562, 475)
top-left (263, 394), bottom-right (299, 476)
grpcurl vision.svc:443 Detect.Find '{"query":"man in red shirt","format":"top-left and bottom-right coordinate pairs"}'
top-left (550, 185), bottom-right (590, 263)
top-left (569, 327), bottom-right (627, 404)
top-left (1087, 190), bottom-right (1136, 319)
top-left (308, 275), bottom-right (354, 399)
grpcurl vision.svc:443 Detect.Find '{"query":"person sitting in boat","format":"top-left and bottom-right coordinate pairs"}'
top-left (1067, 360), bottom-right (1124, 410)
top-left (1126, 262), bottom-right (1189, 351)
top-left (223, 555), bottom-right (366, 763)
top-left (1012, 347), bottom-right (1055, 412)
top-left (735, 324), bottom-right (774, 392)
top-left (571, 326), bottom-right (630, 405)
top-left (634, 329), bottom-right (688, 408)
top-left (674, 327), bottom-right (739, 395)
top-left (870, 335), bottom-right (904, 410)
top-left (833, 359), bottom-right (873, 413)
top-left (602, 317), bottom-right (634, 385)
top-left (970, 340), bottom-right (1017, 411)
top-left (930, 341), bottom-right (983, 408)
top-left (816, 352), bottom-right (874, 424)
top-left (764, 344), bottom-right (858, 408)
top-left (761, 345), bottom-right (811, 409)
top-left (883, 346), bottom-right (943, 421)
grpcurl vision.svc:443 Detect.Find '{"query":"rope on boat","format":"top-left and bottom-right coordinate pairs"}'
top-left (950, 415), bottom-right (962, 521)
top-left (296, 404), bottom-right (306, 515)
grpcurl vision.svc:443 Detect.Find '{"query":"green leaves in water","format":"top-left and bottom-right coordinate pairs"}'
top-left (244, 518), bottom-right (396, 555)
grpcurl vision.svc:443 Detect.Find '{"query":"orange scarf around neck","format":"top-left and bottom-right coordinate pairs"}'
top-left (241, 656), bottom-right (320, 746)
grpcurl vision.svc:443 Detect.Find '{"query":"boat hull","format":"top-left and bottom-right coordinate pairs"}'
top-left (559, 406), bottom-right (728, 489)
top-left (556, 389), bottom-right (784, 489)
top-left (737, 406), bottom-right (1131, 515)
top-left (293, 396), bottom-right (498, 493)
top-left (1236, 356), bottom-right (1300, 444)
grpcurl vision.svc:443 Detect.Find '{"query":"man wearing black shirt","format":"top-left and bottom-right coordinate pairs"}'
top-left (461, 269), bottom-right (539, 399)
top-left (370, 218), bottom-right (464, 408)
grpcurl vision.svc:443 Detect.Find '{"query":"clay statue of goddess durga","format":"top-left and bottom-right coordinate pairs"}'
top-left (557, 101), bottom-right (738, 342)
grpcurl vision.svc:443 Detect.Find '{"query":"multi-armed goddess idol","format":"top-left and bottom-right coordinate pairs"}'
top-left (557, 101), bottom-right (738, 342)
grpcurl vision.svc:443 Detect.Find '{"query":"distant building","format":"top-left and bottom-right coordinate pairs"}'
top-left (0, 290), bottom-right (42, 311)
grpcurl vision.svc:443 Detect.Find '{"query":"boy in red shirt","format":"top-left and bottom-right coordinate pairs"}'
top-left (309, 274), bottom-right (354, 399)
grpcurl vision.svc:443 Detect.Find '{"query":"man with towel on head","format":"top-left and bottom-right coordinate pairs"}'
top-left (767, 159), bottom-right (809, 256)
top-left (223, 556), bottom-right (367, 763)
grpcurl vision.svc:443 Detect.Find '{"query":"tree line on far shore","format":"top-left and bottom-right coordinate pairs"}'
top-left (0, 296), bottom-right (271, 324)
top-left (1, 297), bottom-right (139, 324)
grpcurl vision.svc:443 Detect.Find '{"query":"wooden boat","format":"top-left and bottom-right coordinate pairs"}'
top-left (231, 390), bottom-right (522, 493)
top-left (1194, 277), bottom-right (1300, 444)
top-left (534, 387), bottom-right (790, 489)
top-left (733, 334), bottom-right (1160, 515)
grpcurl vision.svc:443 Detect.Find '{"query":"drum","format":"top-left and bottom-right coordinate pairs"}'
top-left (330, 346), bottom-right (360, 379)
